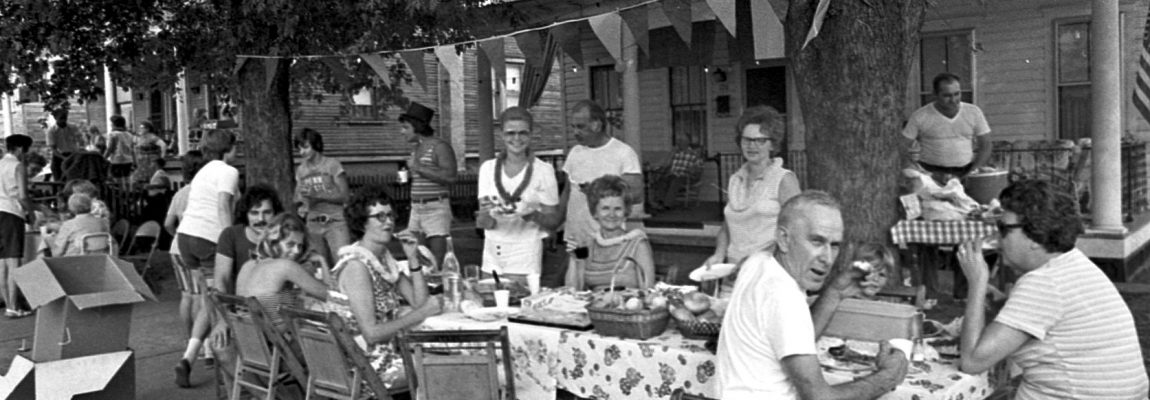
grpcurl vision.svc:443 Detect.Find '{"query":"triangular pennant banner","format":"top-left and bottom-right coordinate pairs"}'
top-left (479, 38), bottom-right (506, 85)
top-left (514, 31), bottom-right (547, 68)
top-left (263, 58), bottom-right (279, 90)
top-left (588, 12), bottom-right (625, 66)
top-left (706, 0), bottom-right (736, 36)
top-left (551, 22), bottom-right (585, 67)
top-left (802, 0), bottom-right (832, 49)
top-left (662, 0), bottom-right (692, 47)
top-left (620, 7), bottom-right (649, 56)
top-left (400, 50), bottom-right (427, 90)
top-left (752, 0), bottom-right (784, 59)
top-left (434, 45), bottom-right (463, 81)
top-left (234, 57), bottom-right (249, 77)
top-left (360, 53), bottom-right (392, 85)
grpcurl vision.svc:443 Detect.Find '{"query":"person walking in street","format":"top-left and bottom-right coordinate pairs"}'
top-left (399, 102), bottom-right (456, 269)
top-left (295, 128), bottom-right (350, 265)
top-left (46, 108), bottom-right (82, 183)
top-left (0, 135), bottom-right (35, 318)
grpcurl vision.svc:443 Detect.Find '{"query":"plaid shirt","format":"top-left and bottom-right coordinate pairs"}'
top-left (668, 149), bottom-right (704, 177)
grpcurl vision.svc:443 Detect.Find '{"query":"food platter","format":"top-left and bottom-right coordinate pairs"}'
top-left (688, 263), bottom-right (737, 282)
top-left (462, 307), bottom-right (519, 322)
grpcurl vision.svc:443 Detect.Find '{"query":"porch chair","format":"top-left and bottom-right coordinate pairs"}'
top-left (79, 232), bottom-right (113, 255)
top-left (670, 388), bottom-right (718, 400)
top-left (280, 306), bottom-right (397, 400)
top-left (210, 292), bottom-right (307, 400)
top-left (397, 327), bottom-right (515, 400)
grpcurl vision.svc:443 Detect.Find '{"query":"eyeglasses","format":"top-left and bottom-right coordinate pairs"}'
top-left (997, 221), bottom-right (1023, 236)
top-left (503, 130), bottom-right (531, 137)
top-left (739, 136), bottom-right (775, 147)
top-left (569, 122), bottom-right (590, 131)
top-left (368, 212), bottom-right (394, 223)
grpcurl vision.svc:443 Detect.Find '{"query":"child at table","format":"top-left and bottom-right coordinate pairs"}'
top-left (845, 242), bottom-right (896, 301)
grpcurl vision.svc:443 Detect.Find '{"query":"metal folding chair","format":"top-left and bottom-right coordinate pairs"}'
top-left (79, 232), bottom-right (113, 255)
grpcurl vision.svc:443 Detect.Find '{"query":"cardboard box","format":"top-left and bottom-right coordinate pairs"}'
top-left (0, 351), bottom-right (135, 400)
top-left (13, 255), bottom-right (156, 361)
top-left (823, 298), bottom-right (922, 342)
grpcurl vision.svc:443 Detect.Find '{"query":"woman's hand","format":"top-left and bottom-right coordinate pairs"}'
top-left (395, 230), bottom-right (421, 264)
top-left (956, 238), bottom-right (990, 285)
top-left (703, 252), bottom-right (725, 269)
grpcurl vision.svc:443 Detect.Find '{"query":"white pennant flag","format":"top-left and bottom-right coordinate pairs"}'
top-left (588, 12), bottom-right (625, 66)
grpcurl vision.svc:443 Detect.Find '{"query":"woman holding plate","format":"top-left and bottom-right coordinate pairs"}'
top-left (704, 106), bottom-right (801, 296)
top-left (475, 107), bottom-right (561, 295)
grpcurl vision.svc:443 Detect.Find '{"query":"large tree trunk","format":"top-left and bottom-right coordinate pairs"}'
top-left (785, 0), bottom-right (926, 243)
top-left (237, 59), bottom-right (294, 207)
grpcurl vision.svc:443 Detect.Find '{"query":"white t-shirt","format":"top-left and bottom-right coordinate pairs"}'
top-left (717, 251), bottom-right (817, 400)
top-left (562, 138), bottom-right (641, 244)
top-left (478, 157), bottom-right (559, 243)
top-left (176, 160), bottom-right (238, 243)
top-left (902, 102), bottom-right (991, 167)
top-left (0, 154), bottom-right (24, 217)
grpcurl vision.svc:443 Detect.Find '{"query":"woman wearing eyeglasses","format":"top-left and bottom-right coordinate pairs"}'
top-left (475, 107), bottom-right (561, 294)
top-left (703, 106), bottom-right (801, 297)
top-left (317, 185), bottom-right (443, 391)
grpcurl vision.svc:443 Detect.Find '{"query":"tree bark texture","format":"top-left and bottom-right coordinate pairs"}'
top-left (785, 0), bottom-right (926, 243)
top-left (237, 58), bottom-right (295, 208)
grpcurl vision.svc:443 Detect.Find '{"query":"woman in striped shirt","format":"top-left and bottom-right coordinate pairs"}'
top-left (955, 180), bottom-right (1148, 399)
top-left (399, 102), bottom-right (457, 270)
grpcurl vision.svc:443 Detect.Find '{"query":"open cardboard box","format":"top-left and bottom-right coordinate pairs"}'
top-left (0, 351), bottom-right (135, 399)
top-left (13, 255), bottom-right (156, 362)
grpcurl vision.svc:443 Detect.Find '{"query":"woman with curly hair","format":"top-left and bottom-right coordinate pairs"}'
top-left (565, 174), bottom-right (654, 290)
top-left (955, 180), bottom-right (1148, 398)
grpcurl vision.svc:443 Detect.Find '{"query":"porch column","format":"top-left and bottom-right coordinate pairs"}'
top-left (103, 66), bottom-right (116, 133)
top-left (176, 70), bottom-right (191, 156)
top-left (1089, 0), bottom-right (1124, 233)
top-left (2, 93), bottom-right (12, 137)
top-left (621, 29), bottom-right (642, 160)
top-left (477, 50), bottom-right (495, 162)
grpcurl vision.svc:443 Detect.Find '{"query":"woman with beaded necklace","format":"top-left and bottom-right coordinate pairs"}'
top-left (475, 107), bottom-right (561, 294)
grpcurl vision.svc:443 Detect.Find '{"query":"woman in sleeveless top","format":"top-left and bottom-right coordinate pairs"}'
top-left (314, 185), bottom-right (442, 391)
top-left (233, 213), bottom-right (335, 333)
top-left (131, 121), bottom-right (168, 185)
top-left (704, 107), bottom-right (801, 297)
top-left (566, 175), bottom-right (655, 291)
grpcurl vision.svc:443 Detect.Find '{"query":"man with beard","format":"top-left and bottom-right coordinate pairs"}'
top-left (174, 184), bottom-right (282, 387)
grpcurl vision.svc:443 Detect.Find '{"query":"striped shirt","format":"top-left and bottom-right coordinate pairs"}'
top-left (995, 249), bottom-right (1149, 399)
top-left (410, 138), bottom-right (449, 199)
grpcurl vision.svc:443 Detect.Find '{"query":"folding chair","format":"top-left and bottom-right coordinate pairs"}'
top-left (210, 293), bottom-right (306, 400)
top-left (110, 219), bottom-right (130, 252)
top-left (123, 221), bottom-right (162, 294)
top-left (281, 307), bottom-right (396, 400)
top-left (79, 232), bottom-right (113, 255)
top-left (670, 388), bottom-right (718, 400)
top-left (397, 327), bottom-right (515, 400)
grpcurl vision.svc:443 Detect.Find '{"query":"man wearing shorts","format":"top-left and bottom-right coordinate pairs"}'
top-left (399, 102), bottom-right (457, 269)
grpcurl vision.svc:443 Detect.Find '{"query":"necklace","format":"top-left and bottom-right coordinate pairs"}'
top-left (494, 154), bottom-right (533, 205)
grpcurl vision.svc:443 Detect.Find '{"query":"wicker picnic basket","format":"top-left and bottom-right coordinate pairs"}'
top-left (676, 319), bottom-right (721, 340)
top-left (584, 256), bottom-right (669, 340)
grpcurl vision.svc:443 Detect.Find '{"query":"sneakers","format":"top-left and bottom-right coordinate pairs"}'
top-left (5, 309), bottom-right (32, 318)
top-left (174, 359), bottom-right (192, 388)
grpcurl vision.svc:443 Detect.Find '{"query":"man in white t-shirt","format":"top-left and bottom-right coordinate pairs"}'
top-left (717, 191), bottom-right (908, 400)
top-left (552, 100), bottom-right (643, 288)
top-left (476, 107), bottom-right (561, 294)
top-left (902, 73), bottom-right (992, 178)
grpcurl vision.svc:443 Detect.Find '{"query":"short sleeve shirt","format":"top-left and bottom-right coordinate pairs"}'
top-left (216, 225), bottom-right (255, 285)
top-left (0, 154), bottom-right (24, 217)
top-left (176, 160), bottom-right (239, 243)
top-left (562, 138), bottom-right (642, 244)
top-left (295, 155), bottom-right (346, 216)
top-left (477, 157), bottom-right (559, 243)
top-left (902, 102), bottom-right (990, 167)
top-left (47, 124), bottom-right (81, 154)
top-left (717, 251), bottom-right (817, 400)
top-left (995, 249), bottom-right (1148, 399)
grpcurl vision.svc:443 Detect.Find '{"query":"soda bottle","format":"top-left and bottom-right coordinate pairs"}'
top-left (441, 237), bottom-right (462, 311)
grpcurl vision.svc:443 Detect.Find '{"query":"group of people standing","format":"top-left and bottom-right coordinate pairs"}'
top-left (41, 109), bottom-right (169, 186)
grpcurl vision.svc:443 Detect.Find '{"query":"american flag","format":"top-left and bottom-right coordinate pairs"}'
top-left (1136, 4), bottom-right (1150, 123)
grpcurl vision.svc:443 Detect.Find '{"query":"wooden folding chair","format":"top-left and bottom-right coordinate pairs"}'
top-left (79, 232), bottom-right (112, 255)
top-left (281, 307), bottom-right (395, 400)
top-left (210, 293), bottom-right (306, 400)
top-left (398, 327), bottom-right (514, 400)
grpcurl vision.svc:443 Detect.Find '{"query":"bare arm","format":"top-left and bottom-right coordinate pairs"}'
top-left (214, 254), bottom-right (235, 294)
top-left (164, 213), bottom-right (180, 236)
top-left (412, 141), bottom-right (458, 185)
top-left (706, 221), bottom-right (730, 266)
top-left (338, 260), bottom-right (438, 344)
top-left (279, 260), bottom-right (330, 299)
top-left (777, 173), bottom-right (801, 204)
top-left (634, 239), bottom-right (655, 289)
top-left (217, 192), bottom-right (234, 228)
top-left (956, 240), bottom-right (1029, 373)
top-left (969, 135), bottom-right (993, 173)
top-left (783, 350), bottom-right (905, 400)
top-left (557, 178), bottom-right (570, 227)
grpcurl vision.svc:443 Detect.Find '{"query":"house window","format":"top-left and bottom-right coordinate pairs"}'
top-left (1056, 20), bottom-right (1091, 140)
top-left (590, 65), bottom-right (623, 112)
top-left (920, 30), bottom-right (974, 105)
top-left (670, 66), bottom-right (707, 153)
top-left (343, 86), bottom-right (384, 122)
top-left (494, 60), bottom-right (525, 119)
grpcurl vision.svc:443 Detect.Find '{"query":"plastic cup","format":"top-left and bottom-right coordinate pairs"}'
top-left (888, 338), bottom-right (914, 361)
top-left (494, 289), bottom-right (510, 309)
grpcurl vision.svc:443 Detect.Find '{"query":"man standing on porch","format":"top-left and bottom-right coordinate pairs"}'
top-left (902, 72), bottom-right (992, 178)
top-left (551, 100), bottom-right (643, 288)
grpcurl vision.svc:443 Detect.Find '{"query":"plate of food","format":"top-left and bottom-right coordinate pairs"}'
top-left (819, 343), bottom-right (877, 372)
top-left (463, 306), bottom-right (519, 322)
top-left (483, 195), bottom-right (519, 216)
top-left (689, 263), bottom-right (737, 282)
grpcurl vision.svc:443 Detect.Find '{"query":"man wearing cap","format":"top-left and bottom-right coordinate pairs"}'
top-left (400, 102), bottom-right (457, 268)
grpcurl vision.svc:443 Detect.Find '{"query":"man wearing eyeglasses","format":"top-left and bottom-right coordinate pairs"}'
top-left (553, 100), bottom-right (643, 288)
top-left (902, 73), bottom-right (991, 179)
top-left (954, 180), bottom-right (1147, 398)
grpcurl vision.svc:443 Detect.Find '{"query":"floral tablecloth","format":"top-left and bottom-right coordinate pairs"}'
top-left (422, 314), bottom-right (992, 400)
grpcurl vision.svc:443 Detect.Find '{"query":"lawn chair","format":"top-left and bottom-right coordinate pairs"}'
top-left (281, 307), bottom-right (396, 400)
top-left (123, 221), bottom-right (161, 294)
top-left (211, 293), bottom-right (306, 400)
top-left (397, 327), bottom-right (514, 400)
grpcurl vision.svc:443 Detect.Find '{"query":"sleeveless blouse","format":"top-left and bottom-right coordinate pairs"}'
top-left (723, 157), bottom-right (793, 263)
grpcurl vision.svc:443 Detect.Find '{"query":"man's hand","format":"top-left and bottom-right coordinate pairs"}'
top-left (702, 253), bottom-right (725, 269)
top-left (956, 238), bottom-right (990, 285)
top-left (872, 341), bottom-right (910, 389)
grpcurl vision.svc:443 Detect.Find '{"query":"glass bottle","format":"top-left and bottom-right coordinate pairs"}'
top-left (442, 236), bottom-right (462, 311)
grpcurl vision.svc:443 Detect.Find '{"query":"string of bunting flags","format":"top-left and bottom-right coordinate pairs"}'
top-left (235, 0), bottom-right (810, 93)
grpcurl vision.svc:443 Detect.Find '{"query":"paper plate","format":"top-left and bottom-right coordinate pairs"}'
top-left (689, 263), bottom-right (737, 282)
top-left (463, 307), bottom-right (519, 322)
